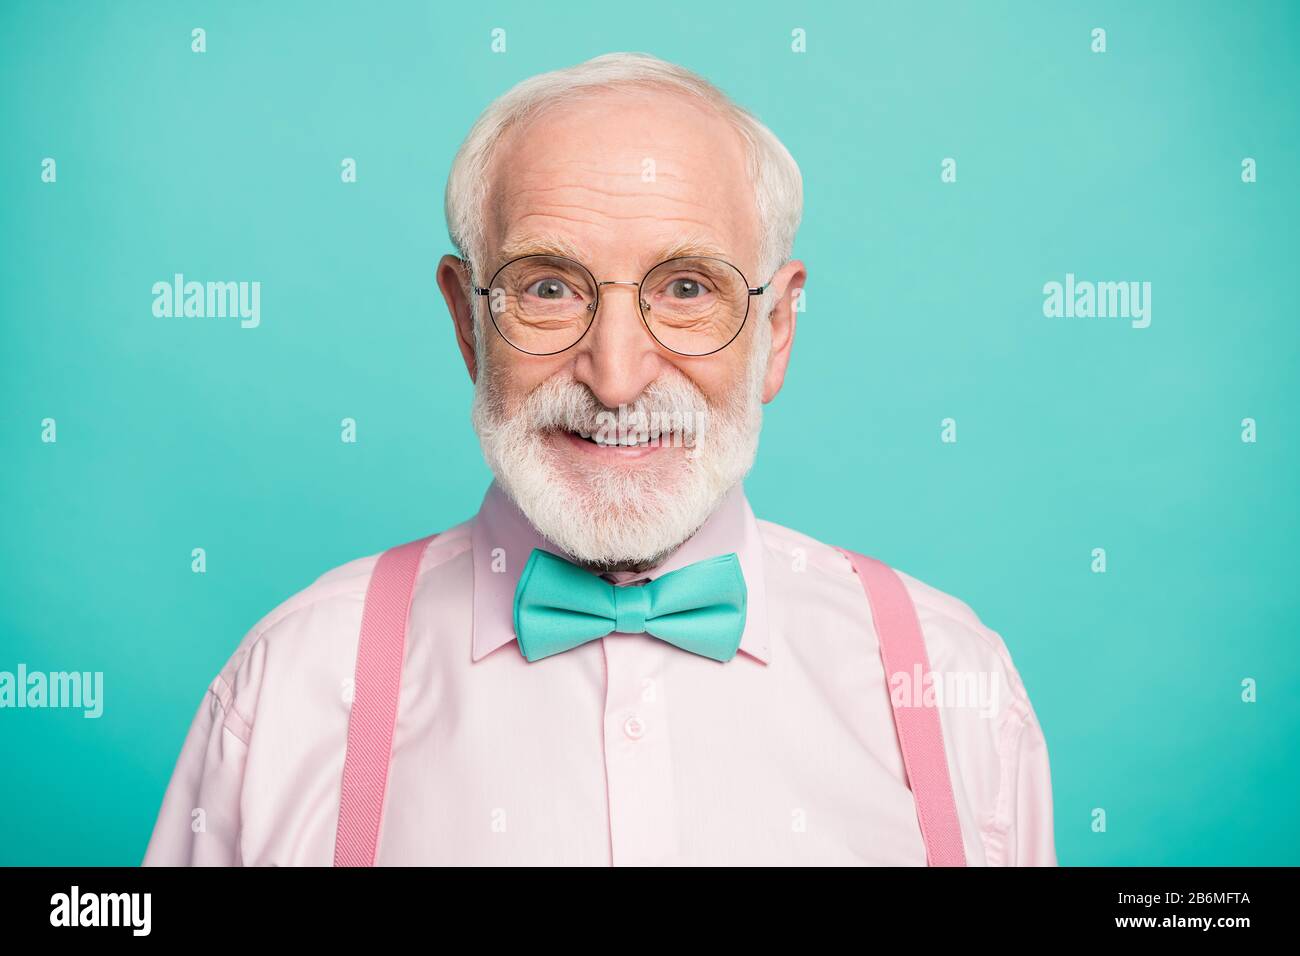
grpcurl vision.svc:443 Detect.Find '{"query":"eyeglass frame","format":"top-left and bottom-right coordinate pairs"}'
top-left (467, 253), bottom-right (775, 357)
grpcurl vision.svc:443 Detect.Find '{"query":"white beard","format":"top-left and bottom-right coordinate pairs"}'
top-left (471, 315), bottom-right (771, 572)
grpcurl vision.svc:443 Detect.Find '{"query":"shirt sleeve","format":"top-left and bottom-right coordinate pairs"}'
top-left (1016, 700), bottom-right (1058, 865)
top-left (981, 691), bottom-right (1058, 866)
top-left (141, 675), bottom-right (249, 866)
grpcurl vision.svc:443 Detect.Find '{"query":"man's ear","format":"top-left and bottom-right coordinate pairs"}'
top-left (761, 259), bottom-right (806, 403)
top-left (436, 254), bottom-right (478, 382)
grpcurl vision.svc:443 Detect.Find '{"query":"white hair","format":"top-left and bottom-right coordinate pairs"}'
top-left (444, 51), bottom-right (803, 291)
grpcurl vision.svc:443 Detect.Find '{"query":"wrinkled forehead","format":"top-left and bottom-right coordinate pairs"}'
top-left (482, 87), bottom-right (761, 274)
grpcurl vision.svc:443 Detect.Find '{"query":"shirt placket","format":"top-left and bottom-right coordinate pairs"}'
top-left (600, 628), bottom-right (678, 866)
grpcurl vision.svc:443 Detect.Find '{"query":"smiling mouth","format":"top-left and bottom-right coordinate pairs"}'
top-left (553, 427), bottom-right (682, 458)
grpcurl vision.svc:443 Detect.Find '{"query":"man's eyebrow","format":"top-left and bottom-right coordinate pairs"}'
top-left (496, 232), bottom-right (590, 263)
top-left (492, 232), bottom-right (737, 272)
top-left (651, 235), bottom-right (735, 264)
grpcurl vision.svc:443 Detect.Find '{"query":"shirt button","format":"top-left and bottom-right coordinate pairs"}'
top-left (623, 715), bottom-right (646, 740)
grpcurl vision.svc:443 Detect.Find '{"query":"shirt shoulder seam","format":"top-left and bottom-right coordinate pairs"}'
top-left (215, 531), bottom-right (471, 733)
top-left (207, 673), bottom-right (252, 744)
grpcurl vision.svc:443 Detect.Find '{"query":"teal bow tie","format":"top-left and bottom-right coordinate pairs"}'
top-left (512, 548), bottom-right (748, 663)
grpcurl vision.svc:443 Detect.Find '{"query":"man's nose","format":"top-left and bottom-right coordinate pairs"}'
top-left (571, 282), bottom-right (664, 408)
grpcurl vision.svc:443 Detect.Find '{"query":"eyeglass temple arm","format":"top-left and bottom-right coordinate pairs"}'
top-left (458, 256), bottom-right (485, 294)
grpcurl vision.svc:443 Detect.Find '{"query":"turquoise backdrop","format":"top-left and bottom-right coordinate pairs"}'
top-left (2, 0), bottom-right (1297, 865)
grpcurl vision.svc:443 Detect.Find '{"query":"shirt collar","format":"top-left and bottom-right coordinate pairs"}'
top-left (470, 480), bottom-right (770, 665)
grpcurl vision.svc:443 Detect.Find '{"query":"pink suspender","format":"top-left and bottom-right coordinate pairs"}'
top-left (333, 534), bottom-right (438, 867)
top-left (333, 535), bottom-right (966, 867)
top-left (836, 547), bottom-right (968, 866)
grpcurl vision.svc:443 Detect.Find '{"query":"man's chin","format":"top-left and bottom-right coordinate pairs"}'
top-left (491, 430), bottom-right (705, 570)
top-left (477, 415), bottom-right (753, 571)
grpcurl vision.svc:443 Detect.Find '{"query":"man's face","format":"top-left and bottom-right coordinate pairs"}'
top-left (438, 88), bottom-right (803, 570)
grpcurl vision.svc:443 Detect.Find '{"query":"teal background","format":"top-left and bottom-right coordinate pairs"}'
top-left (2, 0), bottom-right (1297, 866)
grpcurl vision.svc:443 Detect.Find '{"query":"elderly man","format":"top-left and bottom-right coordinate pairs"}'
top-left (144, 52), bottom-right (1056, 867)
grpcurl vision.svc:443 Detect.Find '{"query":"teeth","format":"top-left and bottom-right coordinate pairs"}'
top-left (593, 433), bottom-right (647, 447)
top-left (568, 426), bottom-right (688, 447)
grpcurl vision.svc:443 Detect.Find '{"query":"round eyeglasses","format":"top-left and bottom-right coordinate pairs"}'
top-left (471, 254), bottom-right (773, 357)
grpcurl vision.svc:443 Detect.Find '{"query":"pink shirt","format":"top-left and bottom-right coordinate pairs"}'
top-left (143, 482), bottom-right (1057, 866)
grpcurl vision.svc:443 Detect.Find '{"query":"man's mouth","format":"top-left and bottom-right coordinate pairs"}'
top-left (554, 427), bottom-right (678, 459)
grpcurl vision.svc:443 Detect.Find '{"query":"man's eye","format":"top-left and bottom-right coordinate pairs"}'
top-left (668, 278), bottom-right (709, 299)
top-left (527, 278), bottom-right (574, 299)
